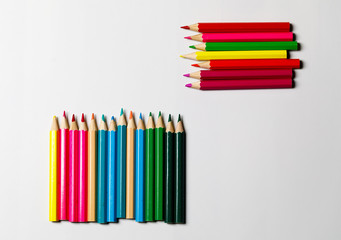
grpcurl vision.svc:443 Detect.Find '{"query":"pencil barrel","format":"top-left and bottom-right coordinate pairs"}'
top-left (135, 129), bottom-right (145, 222)
top-left (197, 22), bottom-right (290, 33)
top-left (58, 129), bottom-right (68, 220)
top-left (126, 127), bottom-right (135, 219)
top-left (201, 32), bottom-right (293, 42)
top-left (175, 132), bottom-right (185, 223)
top-left (50, 130), bottom-right (59, 221)
top-left (165, 131), bottom-right (175, 223)
top-left (155, 127), bottom-right (164, 220)
top-left (198, 69), bottom-right (292, 80)
top-left (196, 50), bottom-right (286, 60)
top-left (117, 125), bottom-right (127, 218)
top-left (69, 129), bottom-right (79, 222)
top-left (107, 130), bottom-right (117, 222)
top-left (145, 128), bottom-right (155, 221)
top-left (87, 130), bottom-right (97, 221)
top-left (97, 130), bottom-right (107, 223)
top-left (78, 130), bottom-right (88, 222)
top-left (203, 41), bottom-right (297, 51)
top-left (207, 59), bottom-right (300, 70)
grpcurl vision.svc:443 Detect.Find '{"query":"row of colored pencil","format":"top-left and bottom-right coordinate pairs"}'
top-left (49, 110), bottom-right (185, 224)
top-left (180, 22), bottom-right (301, 90)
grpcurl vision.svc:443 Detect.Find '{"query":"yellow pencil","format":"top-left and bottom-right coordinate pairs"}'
top-left (126, 111), bottom-right (136, 219)
top-left (180, 50), bottom-right (286, 61)
top-left (49, 116), bottom-right (59, 221)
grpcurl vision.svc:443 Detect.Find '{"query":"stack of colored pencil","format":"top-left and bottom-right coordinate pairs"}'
top-left (181, 22), bottom-right (301, 90)
top-left (49, 110), bottom-right (185, 224)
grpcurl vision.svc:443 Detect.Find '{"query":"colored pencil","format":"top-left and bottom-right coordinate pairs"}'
top-left (78, 113), bottom-right (88, 222)
top-left (181, 22), bottom-right (290, 33)
top-left (181, 50), bottom-right (286, 61)
top-left (126, 111), bottom-right (136, 219)
top-left (185, 32), bottom-right (293, 42)
top-left (97, 115), bottom-right (107, 223)
top-left (165, 115), bottom-right (175, 224)
top-left (117, 108), bottom-right (127, 218)
top-left (155, 111), bottom-right (165, 221)
top-left (108, 116), bottom-right (117, 222)
top-left (185, 78), bottom-right (293, 90)
top-left (190, 41), bottom-right (298, 51)
top-left (69, 115), bottom-right (79, 222)
top-left (175, 115), bottom-right (185, 223)
top-left (184, 69), bottom-right (292, 80)
top-left (88, 113), bottom-right (97, 222)
top-left (58, 111), bottom-right (68, 220)
top-left (49, 116), bottom-right (59, 221)
top-left (135, 113), bottom-right (145, 223)
top-left (146, 112), bottom-right (155, 222)
top-left (192, 59), bottom-right (301, 70)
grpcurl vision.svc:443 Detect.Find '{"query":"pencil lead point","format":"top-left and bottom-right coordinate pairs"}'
top-left (185, 83), bottom-right (192, 88)
top-left (63, 111), bottom-right (66, 118)
top-left (191, 63), bottom-right (200, 67)
top-left (120, 108), bottom-right (123, 116)
top-left (168, 114), bottom-right (171, 122)
top-left (184, 36), bottom-right (191, 40)
top-left (91, 113), bottom-right (94, 120)
top-left (111, 116), bottom-right (114, 121)
top-left (72, 114), bottom-right (75, 122)
top-left (183, 73), bottom-right (190, 77)
top-left (189, 45), bottom-right (195, 49)
top-left (158, 111), bottom-right (161, 117)
top-left (81, 113), bottom-right (85, 122)
top-left (129, 111), bottom-right (133, 119)
top-left (178, 114), bottom-right (181, 122)
top-left (181, 25), bottom-right (190, 29)
top-left (180, 55), bottom-right (184, 58)
top-left (139, 113), bottom-right (142, 119)
top-left (149, 112), bottom-right (152, 117)
top-left (102, 114), bottom-right (105, 122)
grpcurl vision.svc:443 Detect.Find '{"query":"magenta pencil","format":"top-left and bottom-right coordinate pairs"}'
top-left (184, 69), bottom-right (292, 80)
top-left (186, 78), bottom-right (293, 90)
top-left (186, 32), bottom-right (293, 42)
top-left (69, 114), bottom-right (79, 222)
top-left (58, 111), bottom-right (69, 220)
top-left (78, 114), bottom-right (88, 222)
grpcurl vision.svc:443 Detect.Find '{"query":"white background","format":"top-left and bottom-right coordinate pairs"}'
top-left (0, 0), bottom-right (340, 239)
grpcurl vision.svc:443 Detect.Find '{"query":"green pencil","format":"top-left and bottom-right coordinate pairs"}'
top-left (175, 115), bottom-right (185, 223)
top-left (165, 115), bottom-right (175, 223)
top-left (155, 111), bottom-right (165, 220)
top-left (145, 113), bottom-right (155, 221)
top-left (190, 41), bottom-right (298, 51)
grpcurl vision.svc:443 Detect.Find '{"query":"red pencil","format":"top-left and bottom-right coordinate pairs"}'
top-left (184, 69), bottom-right (292, 80)
top-left (192, 59), bottom-right (301, 70)
top-left (185, 78), bottom-right (293, 90)
top-left (181, 22), bottom-right (290, 33)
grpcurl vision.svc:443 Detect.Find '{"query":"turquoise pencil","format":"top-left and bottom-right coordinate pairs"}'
top-left (116, 108), bottom-right (127, 218)
top-left (107, 116), bottom-right (117, 222)
top-left (97, 115), bottom-right (107, 223)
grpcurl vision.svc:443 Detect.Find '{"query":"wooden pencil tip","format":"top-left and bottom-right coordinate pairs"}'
top-left (191, 63), bottom-right (200, 67)
top-left (91, 113), bottom-right (94, 120)
top-left (102, 114), bottom-right (105, 122)
top-left (81, 113), bottom-right (85, 122)
top-left (120, 108), bottom-right (123, 116)
top-left (168, 114), bottom-right (171, 122)
top-left (181, 25), bottom-right (190, 29)
top-left (178, 114), bottom-right (181, 122)
top-left (129, 111), bottom-right (133, 119)
top-left (72, 114), bottom-right (75, 122)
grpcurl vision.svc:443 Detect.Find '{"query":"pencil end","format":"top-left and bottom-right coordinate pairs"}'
top-left (178, 114), bottom-right (181, 122)
top-left (139, 113), bottom-right (142, 120)
top-left (102, 114), bottom-right (105, 122)
top-left (149, 112), bottom-right (152, 117)
top-left (184, 36), bottom-right (191, 40)
top-left (183, 73), bottom-right (190, 77)
top-left (63, 111), bottom-right (66, 118)
top-left (168, 114), bottom-right (171, 122)
top-left (189, 45), bottom-right (195, 49)
top-left (81, 113), bottom-right (85, 122)
top-left (181, 25), bottom-right (190, 29)
top-left (129, 111), bottom-right (133, 119)
top-left (158, 111), bottom-right (161, 117)
top-left (120, 108), bottom-right (123, 116)
top-left (192, 64), bottom-right (200, 67)
top-left (72, 114), bottom-right (75, 122)
top-left (185, 83), bottom-right (192, 88)
top-left (111, 116), bottom-right (115, 121)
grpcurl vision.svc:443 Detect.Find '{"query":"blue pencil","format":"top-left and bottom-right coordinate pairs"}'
top-left (135, 113), bottom-right (145, 222)
top-left (116, 108), bottom-right (127, 218)
top-left (107, 116), bottom-right (117, 222)
top-left (97, 114), bottom-right (107, 223)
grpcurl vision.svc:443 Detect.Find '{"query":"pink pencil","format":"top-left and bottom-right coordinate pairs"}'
top-left (58, 111), bottom-right (69, 220)
top-left (78, 114), bottom-right (88, 222)
top-left (184, 69), bottom-right (293, 80)
top-left (69, 115), bottom-right (79, 222)
top-left (185, 32), bottom-right (293, 42)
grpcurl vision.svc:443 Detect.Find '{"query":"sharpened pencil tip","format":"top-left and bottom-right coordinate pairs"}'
top-left (91, 113), bottom-right (94, 120)
top-left (63, 111), bottom-right (66, 118)
top-left (158, 111), bottom-right (161, 117)
top-left (111, 116), bottom-right (114, 121)
top-left (120, 108), bottom-right (123, 116)
top-left (149, 112), bottom-right (152, 117)
top-left (185, 83), bottom-right (192, 88)
top-left (168, 114), bottom-right (171, 122)
top-left (139, 113), bottom-right (142, 119)
top-left (102, 114), bottom-right (105, 122)
top-left (184, 36), bottom-right (191, 40)
top-left (72, 114), bottom-right (75, 122)
top-left (189, 45), bottom-right (195, 49)
top-left (180, 55), bottom-right (184, 58)
top-left (129, 111), bottom-right (133, 119)
top-left (178, 114), bottom-right (181, 122)
top-left (183, 73), bottom-right (190, 77)
top-left (81, 113), bottom-right (85, 122)
top-left (191, 63), bottom-right (200, 67)
top-left (181, 25), bottom-right (190, 29)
